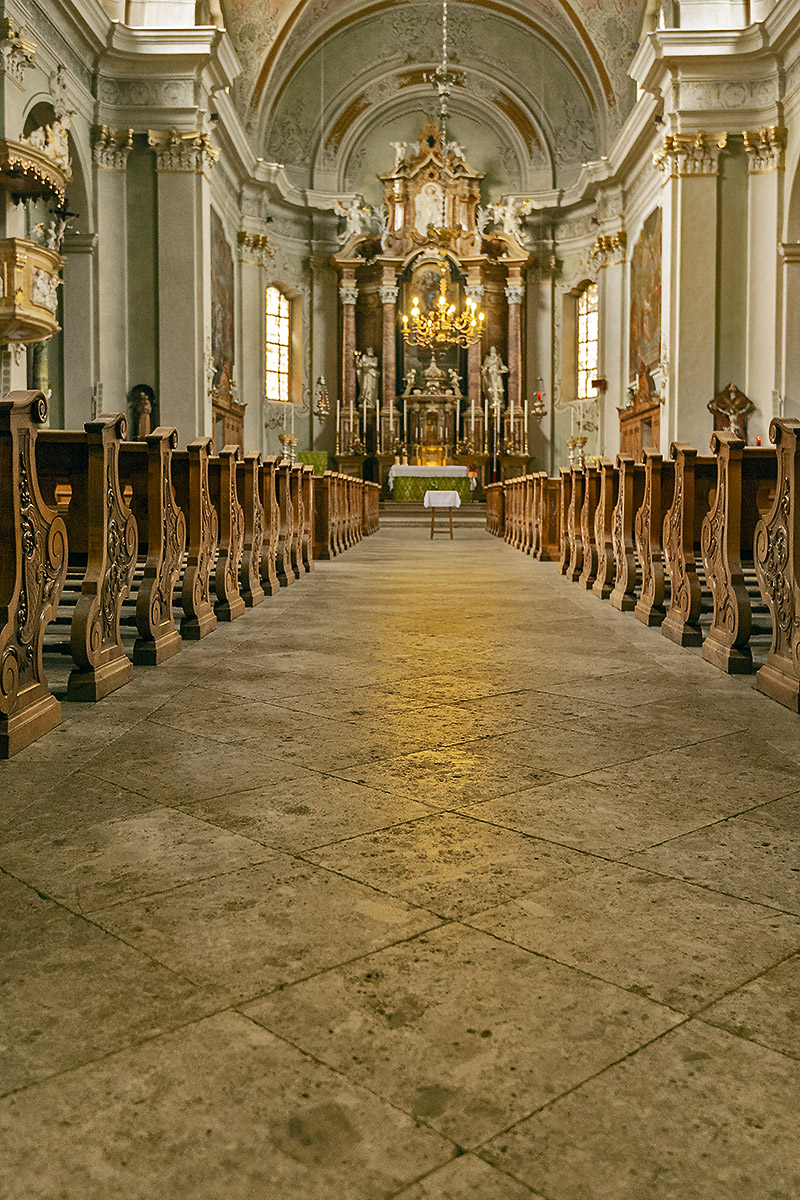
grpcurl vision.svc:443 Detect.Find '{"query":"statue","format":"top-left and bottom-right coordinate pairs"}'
top-left (129, 383), bottom-right (156, 440)
top-left (448, 368), bottom-right (463, 395)
top-left (355, 347), bottom-right (380, 409)
top-left (482, 346), bottom-right (509, 411)
top-left (334, 195), bottom-right (370, 244)
top-left (484, 197), bottom-right (533, 244)
top-left (390, 141), bottom-right (407, 171)
top-left (445, 140), bottom-right (466, 161)
top-left (25, 118), bottom-right (71, 172)
top-left (404, 367), bottom-right (418, 394)
top-left (708, 382), bottom-right (755, 442)
top-left (33, 215), bottom-right (68, 251)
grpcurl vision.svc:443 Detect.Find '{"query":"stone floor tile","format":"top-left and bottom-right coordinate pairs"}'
top-left (467, 861), bottom-right (800, 1011)
top-left (0, 768), bottom-right (155, 841)
top-left (585, 732), bottom-right (800, 815)
top-left (91, 857), bottom-right (441, 1002)
top-left (244, 923), bottom-right (680, 1148)
top-left (0, 1011), bottom-right (451, 1199)
top-left (627, 795), bottom-right (800, 913)
top-left (185, 772), bottom-right (430, 852)
top-left (305, 813), bottom-right (592, 919)
top-left (334, 746), bottom-right (560, 807)
top-left (392, 1154), bottom-right (540, 1198)
top-left (0, 807), bottom-right (273, 912)
top-left (0, 873), bottom-right (210, 1096)
top-left (467, 724), bottom-right (665, 778)
top-left (700, 954), bottom-right (800, 1058)
top-left (480, 1020), bottom-right (800, 1200)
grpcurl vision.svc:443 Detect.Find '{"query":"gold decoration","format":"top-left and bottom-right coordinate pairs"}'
top-left (0, 137), bottom-right (70, 204)
top-left (0, 238), bottom-right (63, 343)
top-left (743, 126), bottom-right (787, 174)
top-left (653, 131), bottom-right (728, 177)
top-left (590, 231), bottom-right (627, 266)
top-left (402, 251), bottom-right (484, 349)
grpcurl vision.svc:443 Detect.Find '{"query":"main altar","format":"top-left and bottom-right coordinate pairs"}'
top-left (331, 121), bottom-right (533, 495)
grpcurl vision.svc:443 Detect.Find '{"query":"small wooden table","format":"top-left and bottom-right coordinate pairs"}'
top-left (423, 489), bottom-right (461, 538)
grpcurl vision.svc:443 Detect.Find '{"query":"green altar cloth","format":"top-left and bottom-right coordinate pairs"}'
top-left (391, 475), bottom-right (473, 503)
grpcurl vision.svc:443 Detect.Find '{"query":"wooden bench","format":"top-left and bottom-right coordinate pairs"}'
top-left (37, 413), bottom-right (137, 701)
top-left (0, 391), bottom-right (68, 757)
top-left (208, 445), bottom-right (245, 621)
top-left (276, 459), bottom-right (296, 586)
top-left (237, 451), bottom-right (266, 608)
top-left (700, 432), bottom-right (776, 673)
top-left (592, 457), bottom-right (617, 600)
top-left (260, 455), bottom-right (281, 595)
top-left (633, 448), bottom-right (676, 627)
top-left (485, 482), bottom-right (504, 536)
top-left (289, 464), bottom-right (306, 577)
top-left (557, 468), bottom-right (571, 575)
top-left (118, 427), bottom-right (186, 665)
top-left (566, 465), bottom-right (584, 582)
top-left (661, 443), bottom-right (716, 648)
top-left (536, 474), bottom-right (560, 563)
top-left (578, 462), bottom-right (600, 590)
top-left (301, 464), bottom-right (315, 570)
top-left (610, 455), bottom-right (645, 612)
top-left (172, 437), bottom-right (218, 641)
top-left (754, 417), bottom-right (800, 710)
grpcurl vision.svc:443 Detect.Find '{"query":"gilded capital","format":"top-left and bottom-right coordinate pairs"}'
top-left (92, 125), bottom-right (133, 171)
top-left (237, 230), bottom-right (274, 266)
top-left (0, 18), bottom-right (35, 86)
top-left (147, 128), bottom-right (219, 175)
top-left (654, 131), bottom-right (728, 178)
top-left (743, 126), bottom-right (787, 174)
top-left (590, 231), bottom-right (627, 268)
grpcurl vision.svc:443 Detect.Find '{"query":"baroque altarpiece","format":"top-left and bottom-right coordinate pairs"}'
top-left (332, 123), bottom-right (532, 491)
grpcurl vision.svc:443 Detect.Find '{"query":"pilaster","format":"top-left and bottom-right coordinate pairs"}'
top-left (61, 232), bottom-right (98, 428)
top-left (339, 273), bottom-right (358, 453)
top-left (92, 125), bottom-right (133, 411)
top-left (238, 232), bottom-right (273, 455)
top-left (379, 276), bottom-right (398, 453)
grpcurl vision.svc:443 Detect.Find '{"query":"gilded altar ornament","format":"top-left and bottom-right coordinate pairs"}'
top-left (402, 254), bottom-right (485, 349)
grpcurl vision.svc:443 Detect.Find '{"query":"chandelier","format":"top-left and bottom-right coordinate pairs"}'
top-left (401, 0), bottom-right (484, 349)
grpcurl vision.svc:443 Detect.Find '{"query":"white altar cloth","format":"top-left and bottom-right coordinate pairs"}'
top-left (423, 490), bottom-right (462, 509)
top-left (388, 464), bottom-right (468, 492)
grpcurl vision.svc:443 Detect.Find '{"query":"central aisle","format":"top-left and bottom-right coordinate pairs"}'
top-left (1, 527), bottom-right (798, 1199)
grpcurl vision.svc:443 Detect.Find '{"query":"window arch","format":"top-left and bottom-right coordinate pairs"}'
top-left (265, 285), bottom-right (290, 403)
top-left (576, 281), bottom-right (599, 402)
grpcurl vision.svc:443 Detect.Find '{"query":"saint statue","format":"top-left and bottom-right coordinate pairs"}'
top-left (129, 383), bottom-right (156, 440)
top-left (334, 195), bottom-right (370, 244)
top-left (355, 347), bottom-right (380, 409)
top-left (482, 346), bottom-right (509, 411)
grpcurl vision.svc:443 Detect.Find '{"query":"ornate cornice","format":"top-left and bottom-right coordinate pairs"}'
top-left (237, 231), bottom-right (274, 266)
top-left (654, 131), bottom-right (728, 178)
top-left (590, 231), bottom-right (627, 268)
top-left (92, 125), bottom-right (133, 172)
top-left (147, 129), bottom-right (219, 175)
top-left (743, 126), bottom-right (787, 174)
top-left (0, 17), bottom-right (35, 87)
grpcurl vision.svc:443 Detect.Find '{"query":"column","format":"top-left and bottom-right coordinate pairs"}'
top-left (594, 232), bottom-right (626, 458)
top-left (310, 256), bottom-right (339, 453)
top-left (780, 242), bottom-right (800, 419)
top-left (505, 269), bottom-right (524, 454)
top-left (61, 233), bottom-right (98, 428)
top-left (339, 273), bottom-right (358, 454)
top-left (744, 126), bottom-right (786, 442)
top-left (465, 276), bottom-right (484, 452)
top-left (238, 232), bottom-right (272, 454)
top-left (92, 126), bottom-right (133, 412)
top-left (379, 277), bottom-right (399, 454)
top-left (656, 131), bottom-right (727, 452)
top-left (150, 129), bottom-right (218, 443)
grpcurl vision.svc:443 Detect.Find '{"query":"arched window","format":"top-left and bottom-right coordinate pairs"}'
top-left (576, 282), bottom-right (598, 401)
top-left (265, 285), bottom-right (290, 402)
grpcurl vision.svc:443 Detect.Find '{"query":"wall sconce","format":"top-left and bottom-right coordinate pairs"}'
top-left (531, 375), bottom-right (547, 419)
top-left (314, 375), bottom-right (330, 419)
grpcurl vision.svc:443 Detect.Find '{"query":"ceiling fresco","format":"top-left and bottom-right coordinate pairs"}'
top-left (222, 0), bottom-right (648, 196)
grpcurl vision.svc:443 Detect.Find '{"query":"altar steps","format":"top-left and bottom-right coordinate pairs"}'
top-left (380, 501), bottom-right (487, 528)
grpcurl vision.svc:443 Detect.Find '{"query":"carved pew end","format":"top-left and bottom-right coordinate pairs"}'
top-left (133, 626), bottom-right (182, 667)
top-left (756, 664), bottom-right (800, 712)
top-left (1, 693), bottom-right (62, 760)
top-left (661, 614), bottom-right (703, 648)
top-left (609, 591), bottom-right (636, 614)
top-left (634, 598), bottom-right (666, 628)
top-left (701, 639), bottom-right (753, 674)
top-left (181, 609), bottom-right (217, 641)
top-left (68, 656), bottom-right (134, 702)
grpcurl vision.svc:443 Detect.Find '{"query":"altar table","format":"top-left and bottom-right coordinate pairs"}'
top-left (388, 464), bottom-right (473, 503)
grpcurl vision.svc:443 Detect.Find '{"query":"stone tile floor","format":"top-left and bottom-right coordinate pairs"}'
top-left (0, 526), bottom-right (798, 1199)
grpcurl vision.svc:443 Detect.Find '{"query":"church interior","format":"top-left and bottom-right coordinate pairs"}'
top-left (1, 0), bottom-right (799, 1195)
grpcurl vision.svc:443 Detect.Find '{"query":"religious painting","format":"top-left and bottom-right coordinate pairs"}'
top-left (629, 206), bottom-right (662, 380)
top-left (211, 206), bottom-right (235, 386)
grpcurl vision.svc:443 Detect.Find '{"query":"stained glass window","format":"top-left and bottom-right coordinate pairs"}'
top-left (576, 282), bottom-right (599, 402)
top-left (265, 286), bottom-right (290, 403)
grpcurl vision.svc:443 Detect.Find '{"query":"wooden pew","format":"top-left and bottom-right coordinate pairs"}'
top-left (260, 455), bottom-right (281, 596)
top-left (37, 413), bottom-right (137, 701)
top-left (557, 468), bottom-right (571, 575)
top-left (172, 437), bottom-right (218, 640)
top-left (633, 449), bottom-right (675, 627)
top-left (610, 454), bottom-right (645, 612)
top-left (208, 445), bottom-right (245, 621)
top-left (314, 471), bottom-right (336, 559)
top-left (700, 431), bottom-right (776, 673)
top-left (331, 474), bottom-right (344, 555)
top-left (522, 475), bottom-right (535, 555)
top-left (566, 465), bottom-right (584, 582)
top-left (754, 417), bottom-right (800, 710)
top-left (661, 443), bottom-right (716, 648)
top-left (301, 464), bottom-right (315, 570)
top-left (276, 459), bottom-right (296, 586)
top-left (578, 462), bottom-right (600, 590)
top-left (289, 464), bottom-right (306, 577)
top-left (0, 391), bottom-right (67, 757)
top-left (536, 474), bottom-right (561, 562)
top-left (118, 427), bottom-right (186, 665)
top-left (592, 458), bottom-right (617, 600)
top-left (238, 451), bottom-right (266, 608)
top-left (485, 482), bottom-right (504, 536)
top-left (363, 480), bottom-right (380, 536)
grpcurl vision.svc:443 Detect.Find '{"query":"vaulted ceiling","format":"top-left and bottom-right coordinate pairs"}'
top-left (222, 0), bottom-right (648, 199)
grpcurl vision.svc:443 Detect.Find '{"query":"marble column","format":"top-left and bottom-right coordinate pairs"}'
top-left (465, 279), bottom-right (484, 452)
top-left (379, 278), bottom-right (399, 453)
top-left (505, 271), bottom-right (524, 454)
top-left (594, 233), bottom-right (626, 458)
top-left (149, 129), bottom-right (218, 443)
top-left (339, 274), bottom-right (358, 453)
top-left (743, 126), bottom-right (787, 442)
top-left (656, 131), bottom-right (727, 452)
top-left (92, 126), bottom-right (133, 412)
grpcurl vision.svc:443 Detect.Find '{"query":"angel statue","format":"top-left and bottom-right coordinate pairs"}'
top-left (334, 195), bottom-right (371, 244)
top-left (481, 346), bottom-right (509, 413)
top-left (389, 141), bottom-right (408, 171)
top-left (355, 347), bottom-right (380, 410)
top-left (485, 197), bottom-right (533, 244)
top-left (33, 215), bottom-right (68, 251)
top-left (448, 368), bottom-right (463, 394)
